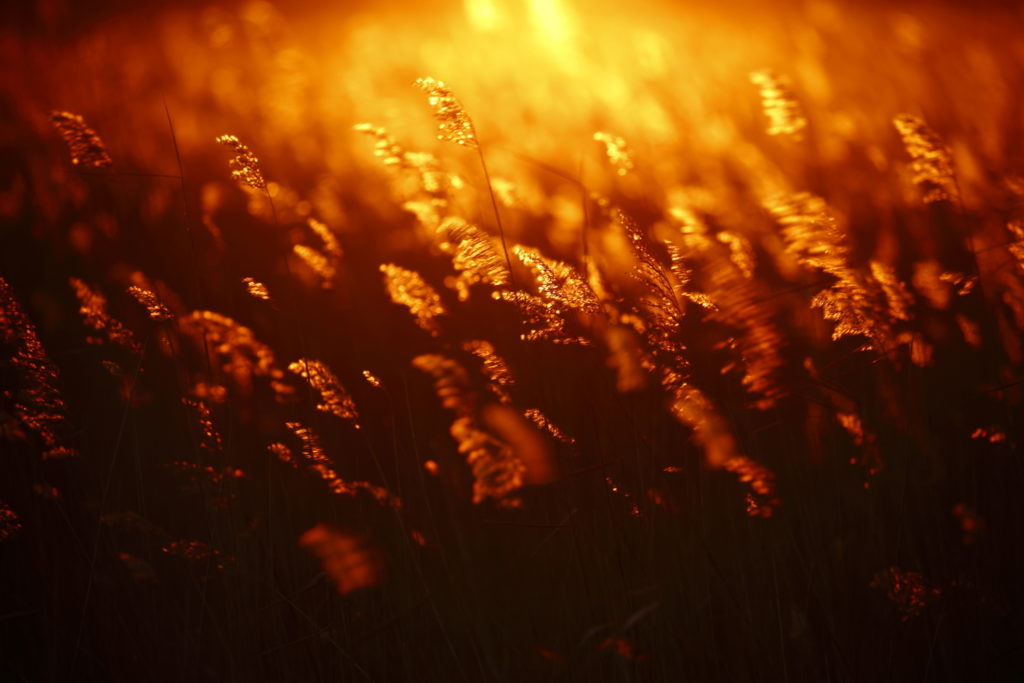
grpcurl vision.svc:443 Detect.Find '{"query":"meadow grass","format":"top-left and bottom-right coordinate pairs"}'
top-left (1, 1), bottom-right (1023, 680)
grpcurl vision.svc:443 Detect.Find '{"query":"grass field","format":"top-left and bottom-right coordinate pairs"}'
top-left (1, 0), bottom-right (1023, 680)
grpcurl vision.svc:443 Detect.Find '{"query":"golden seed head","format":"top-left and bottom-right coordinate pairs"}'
top-left (69, 278), bottom-right (140, 352)
top-left (126, 286), bottom-right (173, 321)
top-left (893, 114), bottom-right (958, 203)
top-left (414, 77), bottom-right (478, 148)
top-left (216, 134), bottom-right (266, 190)
top-left (50, 111), bottom-right (112, 168)
top-left (287, 359), bottom-right (360, 426)
top-left (242, 277), bottom-right (272, 301)
top-left (749, 69), bottom-right (807, 138)
top-left (513, 245), bottom-right (601, 314)
top-left (593, 131), bottom-right (635, 176)
top-left (380, 263), bottom-right (446, 334)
